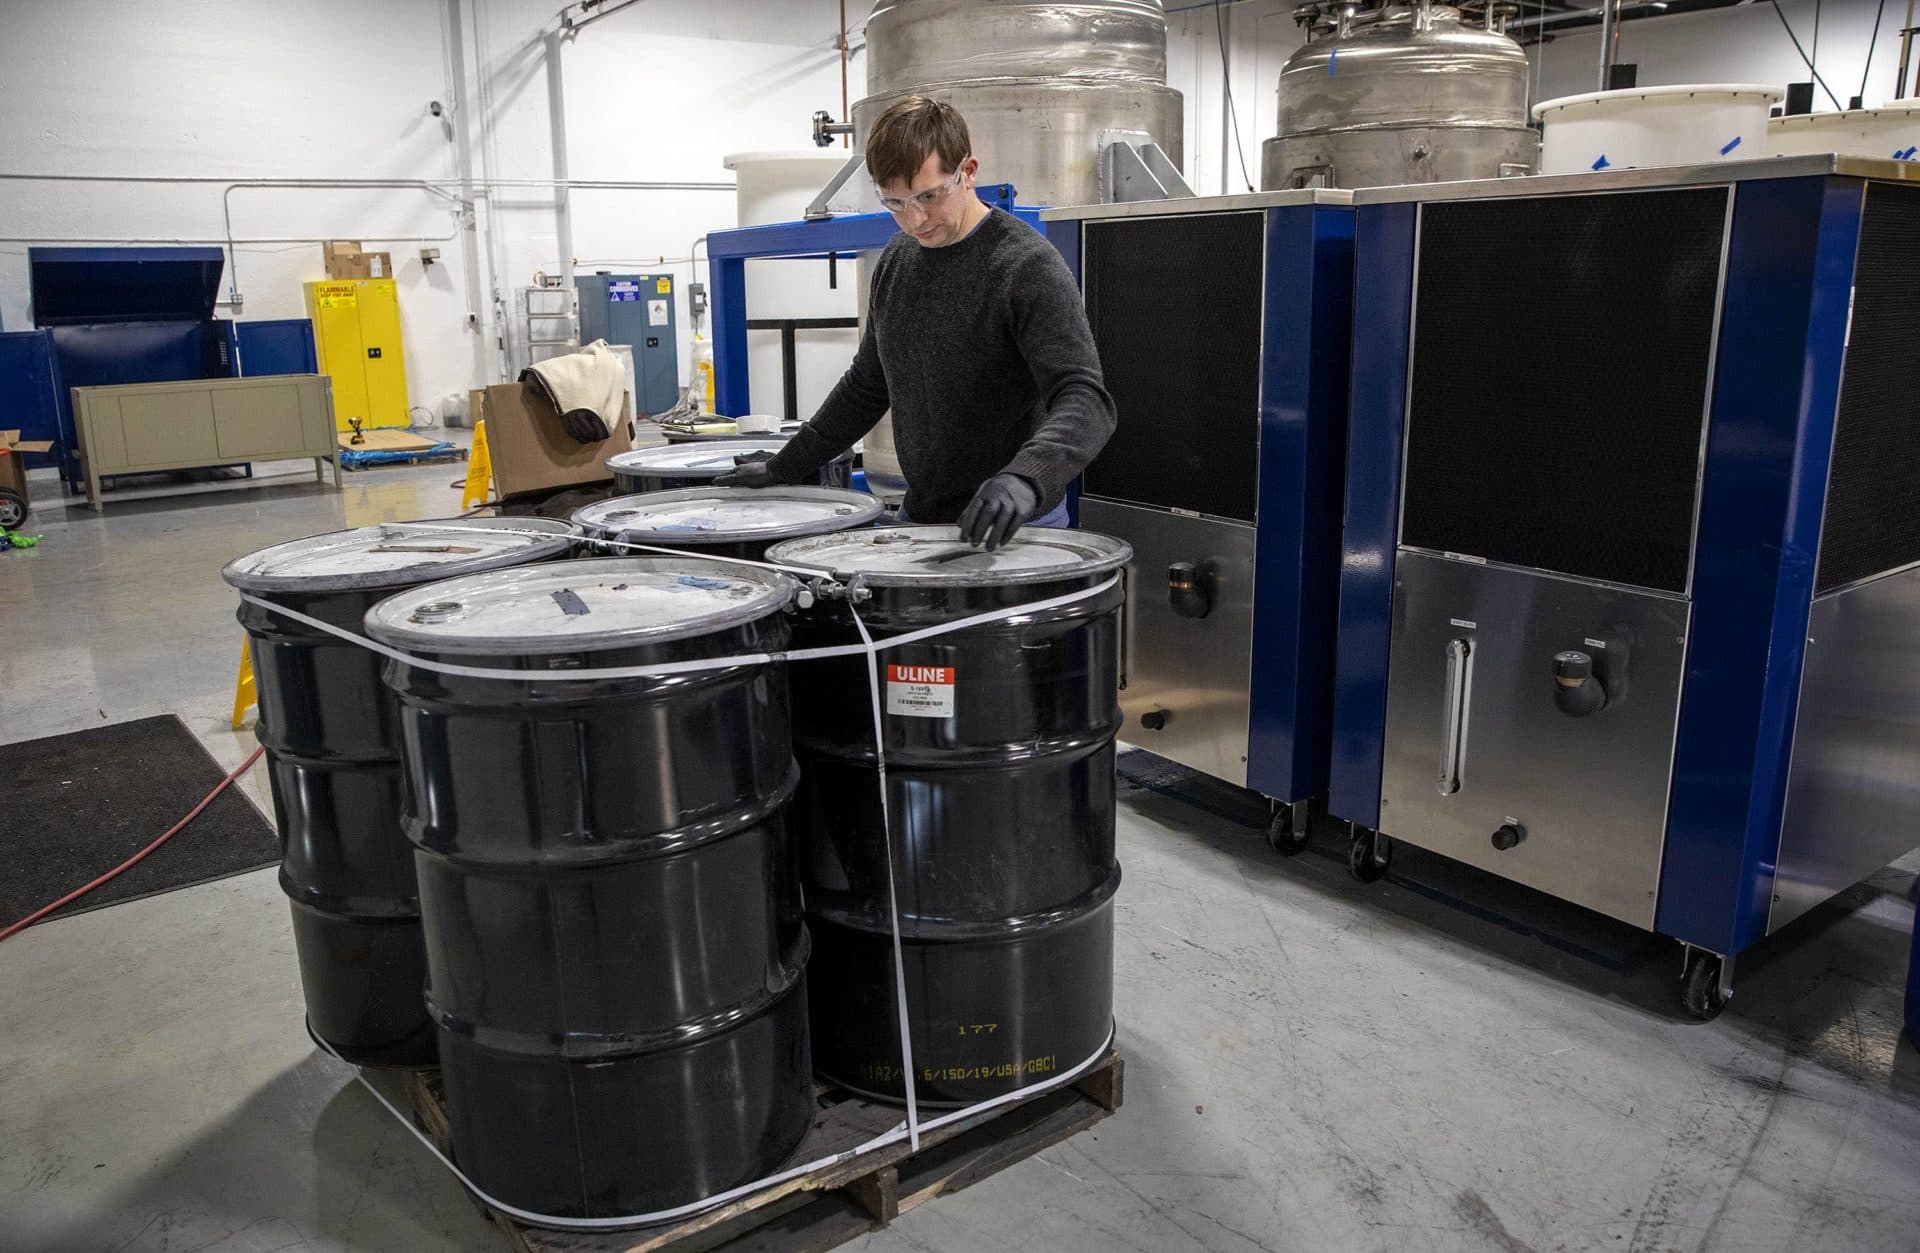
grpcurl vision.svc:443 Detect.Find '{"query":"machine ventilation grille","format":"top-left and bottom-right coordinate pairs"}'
top-left (1816, 182), bottom-right (1920, 595)
top-left (1400, 188), bottom-right (1728, 593)
top-left (1082, 211), bottom-right (1265, 522)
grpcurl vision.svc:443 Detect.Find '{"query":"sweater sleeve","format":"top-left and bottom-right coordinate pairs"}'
top-left (997, 244), bottom-right (1117, 509)
top-left (768, 258), bottom-right (892, 484)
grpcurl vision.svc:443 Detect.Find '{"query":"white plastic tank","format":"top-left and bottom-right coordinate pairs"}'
top-left (1534, 84), bottom-right (1783, 175)
top-left (722, 151), bottom-right (862, 425)
top-left (1768, 104), bottom-right (1920, 161)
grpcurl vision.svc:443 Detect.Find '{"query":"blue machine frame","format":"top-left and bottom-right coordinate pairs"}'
top-left (1249, 201), bottom-right (1356, 802)
top-left (28, 246), bottom-right (239, 491)
top-left (237, 318), bottom-right (319, 378)
top-left (0, 329), bottom-right (73, 483)
top-left (1329, 157), bottom-right (1920, 998)
top-left (705, 183), bottom-right (1042, 419)
top-left (1041, 190), bottom-right (1354, 810)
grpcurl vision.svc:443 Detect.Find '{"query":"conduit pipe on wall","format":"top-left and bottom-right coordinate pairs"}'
top-left (0, 172), bottom-right (730, 318)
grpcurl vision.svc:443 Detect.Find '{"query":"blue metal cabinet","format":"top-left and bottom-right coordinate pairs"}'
top-left (576, 273), bottom-right (680, 417)
top-left (0, 330), bottom-right (71, 480)
top-left (29, 246), bottom-right (238, 489)
top-left (1041, 191), bottom-right (1355, 837)
top-left (237, 318), bottom-right (319, 377)
top-left (1328, 157), bottom-right (1920, 1014)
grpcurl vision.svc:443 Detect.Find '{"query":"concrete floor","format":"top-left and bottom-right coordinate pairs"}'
top-left (3, 449), bottom-right (1919, 1253)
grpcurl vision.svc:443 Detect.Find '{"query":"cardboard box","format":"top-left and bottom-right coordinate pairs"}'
top-left (480, 383), bottom-right (632, 500)
top-left (322, 239), bottom-right (394, 280)
top-left (0, 429), bottom-right (55, 521)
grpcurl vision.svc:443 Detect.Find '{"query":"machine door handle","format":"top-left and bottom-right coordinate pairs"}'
top-left (1437, 637), bottom-right (1473, 795)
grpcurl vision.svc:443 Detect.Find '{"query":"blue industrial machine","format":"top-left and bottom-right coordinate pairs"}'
top-left (236, 318), bottom-right (318, 378)
top-left (704, 183), bottom-right (1042, 420)
top-left (575, 271), bottom-right (680, 417)
top-left (1039, 191), bottom-right (1355, 848)
top-left (1329, 156), bottom-right (1920, 1017)
top-left (28, 247), bottom-right (237, 490)
top-left (0, 330), bottom-right (70, 482)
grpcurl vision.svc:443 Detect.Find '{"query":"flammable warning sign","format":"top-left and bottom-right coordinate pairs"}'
top-left (886, 664), bottom-right (956, 718)
top-left (315, 281), bottom-right (359, 309)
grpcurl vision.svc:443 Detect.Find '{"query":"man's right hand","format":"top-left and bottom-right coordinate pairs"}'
top-left (715, 453), bottom-right (779, 489)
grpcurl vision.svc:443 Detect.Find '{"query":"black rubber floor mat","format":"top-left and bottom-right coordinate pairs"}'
top-left (0, 715), bottom-right (277, 926)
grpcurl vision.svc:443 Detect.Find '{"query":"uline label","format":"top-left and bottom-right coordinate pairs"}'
top-left (886, 664), bottom-right (956, 718)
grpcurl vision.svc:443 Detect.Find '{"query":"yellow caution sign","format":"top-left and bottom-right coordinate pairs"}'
top-left (461, 420), bottom-right (494, 511)
top-left (656, 277), bottom-right (672, 294)
top-left (232, 640), bottom-right (257, 730)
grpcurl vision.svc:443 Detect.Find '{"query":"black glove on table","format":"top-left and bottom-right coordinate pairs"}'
top-left (958, 472), bottom-right (1041, 552)
top-left (714, 451), bottom-right (780, 489)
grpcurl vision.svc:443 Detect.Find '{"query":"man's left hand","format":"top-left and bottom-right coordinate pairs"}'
top-left (958, 473), bottom-right (1041, 551)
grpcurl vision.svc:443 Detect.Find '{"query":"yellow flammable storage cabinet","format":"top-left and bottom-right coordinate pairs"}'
top-left (304, 278), bottom-right (410, 430)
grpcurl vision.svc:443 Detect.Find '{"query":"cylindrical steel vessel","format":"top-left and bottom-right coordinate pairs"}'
top-left (364, 558), bottom-right (813, 1219)
top-left (1260, 3), bottom-right (1537, 190)
top-left (854, 0), bottom-right (1183, 209)
top-left (852, 0), bottom-right (1187, 497)
top-left (765, 526), bottom-right (1130, 1106)
top-left (608, 438), bottom-right (852, 494)
top-left (572, 485), bottom-right (883, 561)
top-left (222, 517), bottom-right (576, 1068)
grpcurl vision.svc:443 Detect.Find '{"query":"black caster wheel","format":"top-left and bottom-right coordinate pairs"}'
top-left (1681, 950), bottom-right (1729, 1021)
top-left (0, 487), bottom-right (26, 532)
top-left (1348, 826), bottom-right (1390, 883)
top-left (1266, 803), bottom-right (1311, 856)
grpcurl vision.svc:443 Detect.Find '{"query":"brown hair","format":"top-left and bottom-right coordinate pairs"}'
top-left (865, 96), bottom-right (971, 188)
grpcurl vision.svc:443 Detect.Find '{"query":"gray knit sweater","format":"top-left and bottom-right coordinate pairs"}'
top-left (767, 207), bottom-right (1116, 522)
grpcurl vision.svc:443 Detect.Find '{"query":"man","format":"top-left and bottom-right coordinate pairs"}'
top-left (716, 96), bottom-right (1116, 550)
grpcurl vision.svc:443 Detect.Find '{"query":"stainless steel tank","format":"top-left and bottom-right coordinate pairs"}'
top-left (853, 0), bottom-right (1183, 209)
top-left (1260, 2), bottom-right (1537, 191)
top-left (851, 0), bottom-right (1186, 498)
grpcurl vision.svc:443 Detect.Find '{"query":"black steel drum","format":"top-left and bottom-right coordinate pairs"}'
top-left (570, 485), bottom-right (882, 561)
top-left (364, 557), bottom-right (813, 1219)
top-left (763, 526), bottom-right (1130, 1107)
top-left (608, 437), bottom-right (853, 494)
top-left (222, 517), bottom-right (575, 1068)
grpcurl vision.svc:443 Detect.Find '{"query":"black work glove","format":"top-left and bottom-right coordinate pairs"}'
top-left (559, 407), bottom-right (611, 444)
top-left (958, 473), bottom-right (1041, 552)
top-left (714, 450), bottom-right (780, 489)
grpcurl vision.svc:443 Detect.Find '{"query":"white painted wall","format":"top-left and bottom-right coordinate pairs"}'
top-left (1526, 1), bottom-right (1901, 111)
top-left (0, 0), bottom-right (852, 417)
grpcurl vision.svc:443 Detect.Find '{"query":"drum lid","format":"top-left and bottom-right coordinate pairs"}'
top-left (572, 486), bottom-right (882, 545)
top-left (605, 439), bottom-right (790, 477)
top-left (363, 557), bottom-right (795, 656)
top-left (221, 517), bottom-right (575, 594)
top-left (766, 525), bottom-right (1131, 588)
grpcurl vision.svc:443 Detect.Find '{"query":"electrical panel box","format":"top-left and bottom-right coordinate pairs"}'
top-left (304, 278), bottom-right (410, 431)
top-left (576, 272), bottom-right (679, 417)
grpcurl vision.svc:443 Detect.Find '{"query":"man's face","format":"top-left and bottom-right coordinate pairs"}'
top-left (879, 153), bottom-right (980, 248)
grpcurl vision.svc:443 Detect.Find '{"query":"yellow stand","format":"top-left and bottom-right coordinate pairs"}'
top-left (462, 420), bottom-right (494, 511)
top-left (232, 640), bottom-right (257, 730)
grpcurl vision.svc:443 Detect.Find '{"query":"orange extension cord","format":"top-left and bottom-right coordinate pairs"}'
top-left (0, 744), bottom-right (266, 942)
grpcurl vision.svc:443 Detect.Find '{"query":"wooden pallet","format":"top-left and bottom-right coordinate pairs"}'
top-left (337, 428), bottom-right (444, 453)
top-left (405, 1052), bottom-right (1123, 1253)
